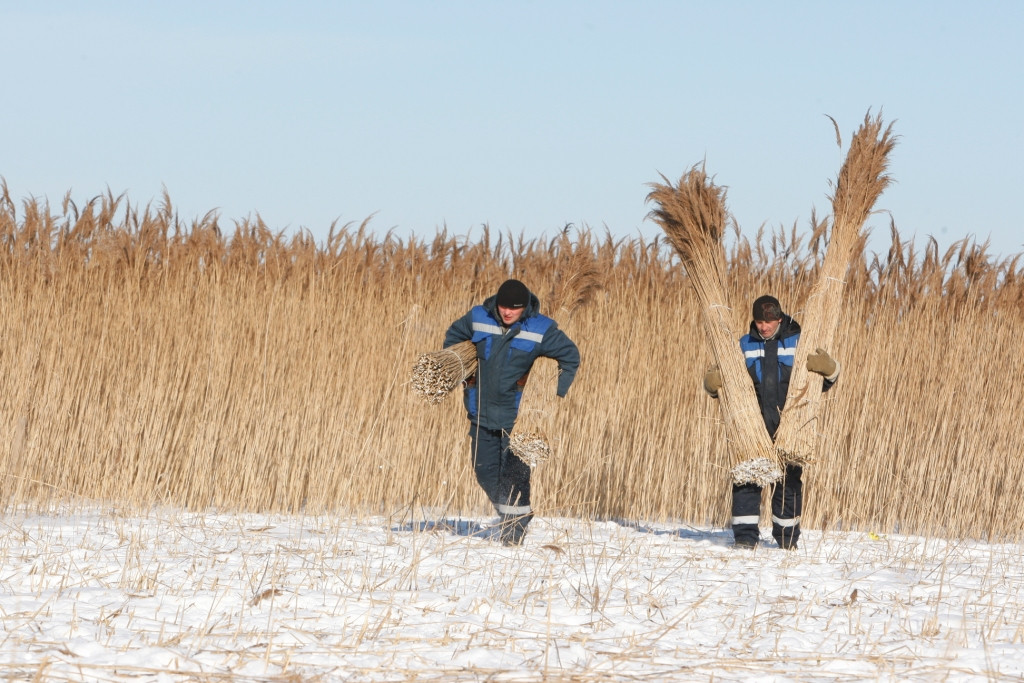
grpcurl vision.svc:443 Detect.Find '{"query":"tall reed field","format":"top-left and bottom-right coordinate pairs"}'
top-left (2, 183), bottom-right (1023, 541)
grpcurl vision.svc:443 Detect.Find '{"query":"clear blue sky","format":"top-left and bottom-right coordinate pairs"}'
top-left (3, 1), bottom-right (1023, 257)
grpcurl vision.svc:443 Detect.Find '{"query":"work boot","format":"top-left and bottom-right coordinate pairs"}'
top-left (774, 530), bottom-right (799, 550)
top-left (499, 514), bottom-right (530, 547)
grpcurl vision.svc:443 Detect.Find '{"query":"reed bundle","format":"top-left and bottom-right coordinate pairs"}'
top-left (508, 400), bottom-right (555, 467)
top-left (774, 113), bottom-right (897, 465)
top-left (509, 233), bottom-right (600, 467)
top-left (647, 165), bottom-right (780, 485)
top-left (410, 341), bottom-right (477, 404)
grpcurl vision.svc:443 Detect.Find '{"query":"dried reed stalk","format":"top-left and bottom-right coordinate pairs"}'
top-left (509, 238), bottom-right (600, 466)
top-left (647, 164), bottom-right (780, 485)
top-left (410, 340), bottom-right (477, 404)
top-left (774, 113), bottom-right (897, 465)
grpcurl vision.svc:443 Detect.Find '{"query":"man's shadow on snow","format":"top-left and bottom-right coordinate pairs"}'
top-left (393, 518), bottom-right (503, 541)
top-left (606, 517), bottom-right (735, 547)
top-left (393, 518), bottom-right (733, 546)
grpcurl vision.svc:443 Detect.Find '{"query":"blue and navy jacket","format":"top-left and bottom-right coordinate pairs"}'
top-left (740, 315), bottom-right (834, 438)
top-left (443, 292), bottom-right (580, 432)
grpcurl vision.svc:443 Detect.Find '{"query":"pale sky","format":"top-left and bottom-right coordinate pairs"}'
top-left (3, 1), bottom-right (1022, 257)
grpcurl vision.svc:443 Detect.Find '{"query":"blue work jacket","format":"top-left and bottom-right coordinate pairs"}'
top-left (444, 293), bottom-right (580, 431)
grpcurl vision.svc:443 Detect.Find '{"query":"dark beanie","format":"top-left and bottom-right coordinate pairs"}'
top-left (752, 295), bottom-right (783, 321)
top-left (496, 279), bottom-right (530, 308)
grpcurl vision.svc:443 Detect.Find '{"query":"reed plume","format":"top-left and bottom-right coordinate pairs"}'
top-left (646, 164), bottom-right (779, 485)
top-left (774, 112), bottom-right (897, 465)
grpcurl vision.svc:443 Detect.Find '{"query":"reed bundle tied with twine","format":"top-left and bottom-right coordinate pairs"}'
top-left (410, 340), bottom-right (477, 404)
top-left (647, 164), bottom-right (780, 486)
top-left (774, 112), bottom-right (897, 466)
top-left (509, 236), bottom-right (600, 467)
top-left (507, 359), bottom-right (558, 468)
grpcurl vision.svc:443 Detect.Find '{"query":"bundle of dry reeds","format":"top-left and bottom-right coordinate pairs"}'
top-left (508, 357), bottom-right (564, 467)
top-left (647, 165), bottom-right (780, 486)
top-left (774, 113), bottom-right (897, 465)
top-left (507, 405), bottom-right (554, 467)
top-left (509, 233), bottom-right (600, 467)
top-left (410, 340), bottom-right (477, 404)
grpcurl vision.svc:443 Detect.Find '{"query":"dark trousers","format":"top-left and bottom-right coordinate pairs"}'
top-left (469, 425), bottom-right (533, 523)
top-left (731, 465), bottom-right (803, 548)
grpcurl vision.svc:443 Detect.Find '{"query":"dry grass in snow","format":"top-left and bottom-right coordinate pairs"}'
top-left (1, 509), bottom-right (1022, 681)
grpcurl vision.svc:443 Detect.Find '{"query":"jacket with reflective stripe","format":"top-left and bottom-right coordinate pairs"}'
top-left (739, 315), bottom-right (833, 438)
top-left (443, 292), bottom-right (580, 431)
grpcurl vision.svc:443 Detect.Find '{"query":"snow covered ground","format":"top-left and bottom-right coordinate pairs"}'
top-left (1, 509), bottom-right (1021, 681)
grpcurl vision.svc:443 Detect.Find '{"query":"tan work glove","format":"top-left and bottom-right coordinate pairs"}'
top-left (806, 348), bottom-right (839, 379)
top-left (703, 364), bottom-right (723, 397)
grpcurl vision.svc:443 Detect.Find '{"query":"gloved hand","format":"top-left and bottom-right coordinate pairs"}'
top-left (703, 364), bottom-right (723, 396)
top-left (806, 348), bottom-right (838, 378)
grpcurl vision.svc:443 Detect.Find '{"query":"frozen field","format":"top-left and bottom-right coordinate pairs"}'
top-left (1, 509), bottom-right (1021, 681)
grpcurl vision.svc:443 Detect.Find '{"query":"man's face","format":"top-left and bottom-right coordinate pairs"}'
top-left (755, 318), bottom-right (782, 339)
top-left (498, 305), bottom-right (525, 325)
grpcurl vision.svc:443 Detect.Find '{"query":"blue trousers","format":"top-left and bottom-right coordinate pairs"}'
top-left (468, 425), bottom-right (532, 519)
top-left (731, 465), bottom-right (802, 548)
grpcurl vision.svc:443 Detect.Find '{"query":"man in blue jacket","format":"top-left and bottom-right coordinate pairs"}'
top-left (444, 279), bottom-right (581, 546)
top-left (704, 295), bottom-right (840, 550)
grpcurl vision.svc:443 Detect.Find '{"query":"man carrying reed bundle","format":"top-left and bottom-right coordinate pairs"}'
top-left (704, 295), bottom-right (840, 549)
top-left (443, 279), bottom-right (580, 547)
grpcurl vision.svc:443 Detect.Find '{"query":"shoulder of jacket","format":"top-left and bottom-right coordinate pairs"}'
top-left (470, 305), bottom-right (496, 320)
top-left (522, 313), bottom-right (555, 330)
top-left (524, 313), bottom-right (557, 327)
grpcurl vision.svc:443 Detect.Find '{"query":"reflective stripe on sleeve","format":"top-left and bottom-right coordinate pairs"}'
top-left (472, 322), bottom-right (503, 335)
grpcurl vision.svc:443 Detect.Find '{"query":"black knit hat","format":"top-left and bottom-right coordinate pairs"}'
top-left (496, 279), bottom-right (530, 308)
top-left (752, 295), bottom-right (783, 321)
